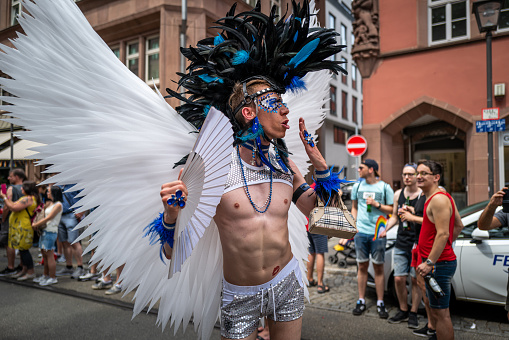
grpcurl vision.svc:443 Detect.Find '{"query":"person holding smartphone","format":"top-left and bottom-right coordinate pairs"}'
top-left (478, 186), bottom-right (509, 321)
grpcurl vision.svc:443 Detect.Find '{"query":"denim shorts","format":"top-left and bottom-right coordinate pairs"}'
top-left (40, 230), bottom-right (57, 251)
top-left (354, 232), bottom-right (386, 265)
top-left (307, 232), bottom-right (328, 254)
top-left (58, 213), bottom-right (80, 243)
top-left (426, 259), bottom-right (457, 309)
top-left (393, 247), bottom-right (415, 277)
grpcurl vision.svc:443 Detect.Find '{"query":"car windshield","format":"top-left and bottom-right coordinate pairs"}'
top-left (458, 200), bottom-right (489, 218)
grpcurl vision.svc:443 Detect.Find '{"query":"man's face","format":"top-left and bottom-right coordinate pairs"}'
top-left (7, 172), bottom-right (16, 184)
top-left (254, 89), bottom-right (290, 140)
top-left (416, 164), bottom-right (437, 190)
top-left (357, 164), bottom-right (370, 179)
top-left (402, 166), bottom-right (417, 187)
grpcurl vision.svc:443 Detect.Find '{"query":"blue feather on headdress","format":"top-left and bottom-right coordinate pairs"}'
top-left (232, 50), bottom-right (250, 65)
top-left (198, 74), bottom-right (224, 83)
top-left (214, 34), bottom-right (225, 46)
top-left (287, 38), bottom-right (320, 68)
top-left (286, 76), bottom-right (307, 93)
top-left (203, 105), bottom-right (211, 116)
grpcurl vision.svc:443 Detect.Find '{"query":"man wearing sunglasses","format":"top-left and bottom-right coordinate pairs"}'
top-left (415, 160), bottom-right (464, 340)
top-left (383, 163), bottom-right (422, 329)
top-left (351, 159), bottom-right (394, 318)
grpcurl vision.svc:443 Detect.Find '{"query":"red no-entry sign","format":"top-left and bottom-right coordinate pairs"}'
top-left (346, 135), bottom-right (367, 157)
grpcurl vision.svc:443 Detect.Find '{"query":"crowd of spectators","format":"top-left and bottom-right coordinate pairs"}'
top-left (0, 168), bottom-right (123, 294)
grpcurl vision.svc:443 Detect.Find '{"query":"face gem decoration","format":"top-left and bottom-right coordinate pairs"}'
top-left (256, 92), bottom-right (288, 114)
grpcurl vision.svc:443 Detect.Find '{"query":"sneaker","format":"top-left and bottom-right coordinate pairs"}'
top-left (388, 309), bottom-right (409, 324)
top-left (92, 280), bottom-right (113, 290)
top-left (408, 312), bottom-right (419, 329)
top-left (56, 267), bottom-right (74, 276)
top-left (377, 303), bottom-right (389, 319)
top-left (57, 255), bottom-right (66, 263)
top-left (40, 277), bottom-right (58, 286)
top-left (105, 284), bottom-right (122, 295)
top-left (352, 300), bottom-right (366, 315)
top-left (71, 267), bottom-right (86, 279)
top-left (33, 275), bottom-right (49, 283)
top-left (428, 334), bottom-right (437, 340)
top-left (78, 271), bottom-right (100, 282)
top-left (0, 267), bottom-right (17, 276)
top-left (10, 271), bottom-right (26, 279)
top-left (412, 323), bottom-right (435, 337)
top-left (17, 273), bottom-right (36, 281)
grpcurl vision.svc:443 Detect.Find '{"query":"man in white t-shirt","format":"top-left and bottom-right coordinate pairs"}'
top-left (351, 159), bottom-right (394, 318)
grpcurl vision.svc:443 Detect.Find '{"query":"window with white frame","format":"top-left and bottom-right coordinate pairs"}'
top-left (340, 24), bottom-right (347, 49)
top-left (341, 57), bottom-right (348, 85)
top-left (500, 0), bottom-right (509, 30)
top-left (330, 85), bottom-right (337, 116)
top-left (145, 36), bottom-right (160, 83)
top-left (271, 0), bottom-right (281, 18)
top-left (428, 0), bottom-right (468, 44)
top-left (351, 64), bottom-right (357, 90)
top-left (329, 13), bottom-right (336, 30)
top-left (126, 41), bottom-right (139, 76)
top-left (11, 0), bottom-right (21, 26)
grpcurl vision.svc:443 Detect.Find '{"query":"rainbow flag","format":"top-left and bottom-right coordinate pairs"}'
top-left (373, 215), bottom-right (387, 240)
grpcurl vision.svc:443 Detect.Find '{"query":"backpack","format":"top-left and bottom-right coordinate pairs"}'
top-left (27, 203), bottom-right (46, 230)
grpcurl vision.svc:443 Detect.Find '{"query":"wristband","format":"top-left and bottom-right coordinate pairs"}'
top-left (314, 168), bottom-right (331, 182)
top-left (144, 213), bottom-right (176, 262)
top-left (292, 183), bottom-right (311, 204)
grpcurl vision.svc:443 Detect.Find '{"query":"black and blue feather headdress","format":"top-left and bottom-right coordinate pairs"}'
top-left (168, 0), bottom-right (346, 168)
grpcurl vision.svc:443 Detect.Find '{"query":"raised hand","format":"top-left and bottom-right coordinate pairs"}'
top-left (160, 169), bottom-right (188, 224)
top-left (298, 117), bottom-right (327, 171)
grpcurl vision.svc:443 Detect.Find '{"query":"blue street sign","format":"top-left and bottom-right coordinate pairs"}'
top-left (476, 119), bottom-right (506, 133)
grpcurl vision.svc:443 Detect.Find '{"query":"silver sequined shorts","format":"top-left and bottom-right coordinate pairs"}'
top-left (220, 257), bottom-right (305, 339)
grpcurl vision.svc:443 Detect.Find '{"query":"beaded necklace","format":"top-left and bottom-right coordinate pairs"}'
top-left (242, 140), bottom-right (269, 166)
top-left (236, 145), bottom-right (273, 213)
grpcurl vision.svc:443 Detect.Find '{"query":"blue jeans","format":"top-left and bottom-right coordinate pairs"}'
top-left (354, 232), bottom-right (386, 265)
top-left (426, 260), bottom-right (457, 309)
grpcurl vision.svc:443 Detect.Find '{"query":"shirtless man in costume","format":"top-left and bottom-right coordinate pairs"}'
top-left (161, 79), bottom-right (328, 340)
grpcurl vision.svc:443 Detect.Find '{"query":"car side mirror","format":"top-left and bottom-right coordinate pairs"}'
top-left (470, 228), bottom-right (489, 244)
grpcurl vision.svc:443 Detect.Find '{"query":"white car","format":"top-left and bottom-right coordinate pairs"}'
top-left (367, 200), bottom-right (508, 306)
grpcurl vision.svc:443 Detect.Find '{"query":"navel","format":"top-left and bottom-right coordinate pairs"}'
top-left (234, 203), bottom-right (240, 208)
top-left (284, 199), bottom-right (288, 204)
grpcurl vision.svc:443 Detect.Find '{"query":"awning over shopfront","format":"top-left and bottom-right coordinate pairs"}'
top-left (0, 139), bottom-right (44, 160)
top-left (0, 131), bottom-right (14, 145)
